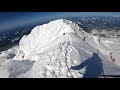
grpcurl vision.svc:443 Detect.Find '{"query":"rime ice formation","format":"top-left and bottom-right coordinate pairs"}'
top-left (1, 19), bottom-right (120, 78)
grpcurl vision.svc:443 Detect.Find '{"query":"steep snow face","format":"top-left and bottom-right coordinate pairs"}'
top-left (19, 19), bottom-right (76, 60)
top-left (19, 19), bottom-right (111, 61)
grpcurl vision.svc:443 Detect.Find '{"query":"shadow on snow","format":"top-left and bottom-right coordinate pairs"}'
top-left (70, 53), bottom-right (103, 78)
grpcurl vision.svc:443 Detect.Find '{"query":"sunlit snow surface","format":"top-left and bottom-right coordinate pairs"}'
top-left (0, 19), bottom-right (120, 78)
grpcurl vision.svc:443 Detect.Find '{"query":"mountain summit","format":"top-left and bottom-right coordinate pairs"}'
top-left (0, 19), bottom-right (120, 78)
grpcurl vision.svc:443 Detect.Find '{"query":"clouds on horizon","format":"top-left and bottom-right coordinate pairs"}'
top-left (0, 12), bottom-right (120, 32)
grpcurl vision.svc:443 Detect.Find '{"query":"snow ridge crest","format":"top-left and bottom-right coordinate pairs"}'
top-left (19, 19), bottom-right (81, 60)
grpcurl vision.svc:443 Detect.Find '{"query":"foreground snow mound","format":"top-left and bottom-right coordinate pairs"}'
top-left (18, 40), bottom-right (82, 78)
top-left (1, 19), bottom-right (120, 78)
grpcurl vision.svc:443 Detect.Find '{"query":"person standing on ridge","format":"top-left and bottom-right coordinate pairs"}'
top-left (98, 38), bottom-right (100, 45)
top-left (83, 36), bottom-right (86, 41)
top-left (109, 52), bottom-right (116, 63)
top-left (63, 33), bottom-right (65, 35)
top-left (82, 32), bottom-right (86, 41)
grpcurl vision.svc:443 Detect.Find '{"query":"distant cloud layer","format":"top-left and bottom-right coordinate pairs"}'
top-left (0, 12), bottom-right (120, 32)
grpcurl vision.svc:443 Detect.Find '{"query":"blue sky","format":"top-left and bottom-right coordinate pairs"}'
top-left (0, 12), bottom-right (120, 32)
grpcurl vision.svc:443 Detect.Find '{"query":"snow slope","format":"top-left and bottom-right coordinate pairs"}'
top-left (19, 19), bottom-right (74, 60)
top-left (0, 19), bottom-right (120, 78)
top-left (101, 38), bottom-right (120, 66)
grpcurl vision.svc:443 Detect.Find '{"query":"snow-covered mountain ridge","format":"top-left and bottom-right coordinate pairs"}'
top-left (19, 19), bottom-right (106, 60)
top-left (1, 19), bottom-right (120, 78)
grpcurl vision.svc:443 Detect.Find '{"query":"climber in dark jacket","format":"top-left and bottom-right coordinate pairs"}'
top-left (63, 33), bottom-right (65, 35)
top-left (83, 36), bottom-right (86, 41)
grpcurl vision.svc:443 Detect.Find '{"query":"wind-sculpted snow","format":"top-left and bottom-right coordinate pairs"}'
top-left (19, 19), bottom-right (105, 60)
top-left (19, 19), bottom-right (75, 60)
top-left (0, 19), bottom-right (120, 78)
top-left (18, 38), bottom-right (82, 78)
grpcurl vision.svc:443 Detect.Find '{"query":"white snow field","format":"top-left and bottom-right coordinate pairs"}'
top-left (0, 19), bottom-right (120, 78)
